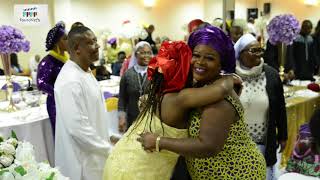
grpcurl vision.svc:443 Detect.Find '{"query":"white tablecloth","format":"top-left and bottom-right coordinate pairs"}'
top-left (99, 77), bottom-right (123, 138)
top-left (0, 75), bottom-right (31, 89)
top-left (99, 77), bottom-right (120, 96)
top-left (0, 76), bottom-right (121, 168)
top-left (0, 103), bottom-right (54, 166)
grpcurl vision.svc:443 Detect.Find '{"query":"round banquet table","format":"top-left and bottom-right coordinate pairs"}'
top-left (0, 102), bottom-right (54, 166)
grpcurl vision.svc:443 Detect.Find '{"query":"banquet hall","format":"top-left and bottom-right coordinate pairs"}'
top-left (0, 0), bottom-right (320, 179)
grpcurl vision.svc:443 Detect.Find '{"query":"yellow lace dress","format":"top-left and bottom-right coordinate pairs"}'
top-left (186, 96), bottom-right (266, 179)
top-left (103, 114), bottom-right (188, 180)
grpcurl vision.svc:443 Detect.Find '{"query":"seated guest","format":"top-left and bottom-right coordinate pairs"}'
top-left (96, 65), bottom-right (111, 81)
top-left (10, 53), bottom-right (29, 76)
top-left (112, 51), bottom-right (126, 76)
top-left (286, 109), bottom-right (320, 177)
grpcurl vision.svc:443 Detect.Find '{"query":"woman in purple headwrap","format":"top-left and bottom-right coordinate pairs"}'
top-left (140, 25), bottom-right (266, 179)
top-left (37, 22), bottom-right (68, 137)
top-left (103, 40), bottom-right (236, 180)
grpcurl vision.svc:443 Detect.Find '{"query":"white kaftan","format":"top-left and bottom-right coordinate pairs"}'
top-left (54, 60), bottom-right (112, 180)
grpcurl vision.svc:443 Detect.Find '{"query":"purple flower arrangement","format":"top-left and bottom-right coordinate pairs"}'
top-left (0, 25), bottom-right (30, 54)
top-left (267, 14), bottom-right (300, 45)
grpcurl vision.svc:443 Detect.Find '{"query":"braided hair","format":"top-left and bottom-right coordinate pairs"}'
top-left (130, 69), bottom-right (193, 137)
top-left (129, 41), bottom-right (193, 136)
top-left (130, 70), bottom-right (165, 135)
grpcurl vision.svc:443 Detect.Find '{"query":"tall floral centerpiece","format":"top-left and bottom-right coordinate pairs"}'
top-left (266, 14), bottom-right (300, 81)
top-left (0, 25), bottom-right (30, 112)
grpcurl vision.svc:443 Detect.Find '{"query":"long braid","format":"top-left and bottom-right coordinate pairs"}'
top-left (157, 94), bottom-right (165, 136)
top-left (128, 71), bottom-right (165, 136)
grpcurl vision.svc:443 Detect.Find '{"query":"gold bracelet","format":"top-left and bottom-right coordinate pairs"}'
top-left (156, 136), bottom-right (161, 152)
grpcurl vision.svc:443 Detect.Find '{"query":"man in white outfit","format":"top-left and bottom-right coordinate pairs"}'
top-left (54, 26), bottom-right (112, 180)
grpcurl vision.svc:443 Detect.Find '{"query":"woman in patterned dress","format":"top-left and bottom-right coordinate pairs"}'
top-left (140, 25), bottom-right (266, 179)
top-left (103, 41), bottom-right (236, 180)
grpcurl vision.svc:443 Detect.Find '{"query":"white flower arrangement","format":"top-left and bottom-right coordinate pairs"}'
top-left (0, 131), bottom-right (68, 180)
top-left (119, 20), bottom-right (148, 40)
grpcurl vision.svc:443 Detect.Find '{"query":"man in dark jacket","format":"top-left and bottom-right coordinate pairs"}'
top-left (289, 20), bottom-right (319, 80)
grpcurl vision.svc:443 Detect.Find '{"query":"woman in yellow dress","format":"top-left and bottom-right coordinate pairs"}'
top-left (140, 25), bottom-right (266, 179)
top-left (103, 41), bottom-right (236, 180)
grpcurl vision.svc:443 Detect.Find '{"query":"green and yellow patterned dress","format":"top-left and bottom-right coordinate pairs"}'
top-left (186, 96), bottom-right (266, 179)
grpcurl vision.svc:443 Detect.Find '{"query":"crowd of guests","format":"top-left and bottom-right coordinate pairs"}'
top-left (3, 15), bottom-right (320, 180)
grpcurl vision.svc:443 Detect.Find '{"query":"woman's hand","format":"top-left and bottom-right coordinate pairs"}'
top-left (231, 73), bottom-right (243, 86)
top-left (118, 116), bottom-right (127, 133)
top-left (137, 132), bottom-right (158, 151)
top-left (110, 136), bottom-right (120, 145)
top-left (278, 140), bottom-right (287, 153)
top-left (231, 73), bottom-right (243, 96)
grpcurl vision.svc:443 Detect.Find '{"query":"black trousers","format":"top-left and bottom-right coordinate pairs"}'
top-left (171, 156), bottom-right (191, 180)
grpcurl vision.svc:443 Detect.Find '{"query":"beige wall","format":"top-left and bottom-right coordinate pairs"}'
top-left (204, 0), bottom-right (260, 22)
top-left (0, 0), bottom-right (54, 69)
top-left (203, 0), bottom-right (223, 22)
top-left (235, 0), bottom-right (258, 19)
top-left (54, 0), bottom-right (204, 41)
top-left (257, 0), bottom-right (320, 25)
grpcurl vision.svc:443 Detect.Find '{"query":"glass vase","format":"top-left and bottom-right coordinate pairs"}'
top-left (0, 53), bottom-right (17, 112)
